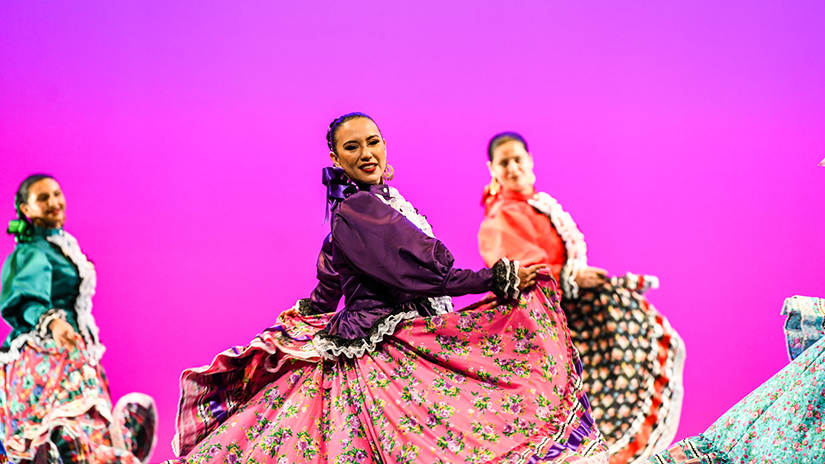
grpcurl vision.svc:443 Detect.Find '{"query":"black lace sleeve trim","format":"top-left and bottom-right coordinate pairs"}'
top-left (36, 308), bottom-right (68, 339)
top-left (491, 258), bottom-right (520, 300)
top-left (296, 298), bottom-right (315, 316)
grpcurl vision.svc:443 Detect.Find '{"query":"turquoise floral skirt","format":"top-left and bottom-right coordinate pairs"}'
top-left (649, 298), bottom-right (825, 464)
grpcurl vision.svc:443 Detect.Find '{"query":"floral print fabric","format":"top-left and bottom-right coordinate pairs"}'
top-left (0, 338), bottom-right (157, 464)
top-left (170, 281), bottom-right (608, 463)
top-left (562, 284), bottom-right (685, 464)
top-left (648, 334), bottom-right (825, 463)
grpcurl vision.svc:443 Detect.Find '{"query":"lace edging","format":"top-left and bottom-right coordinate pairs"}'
top-left (110, 392), bottom-right (159, 464)
top-left (376, 187), bottom-right (435, 238)
top-left (492, 258), bottom-right (521, 300)
top-left (45, 231), bottom-right (106, 365)
top-left (512, 260), bottom-right (521, 299)
top-left (295, 298), bottom-right (313, 316)
top-left (528, 192), bottom-right (588, 298)
top-left (0, 332), bottom-right (43, 364)
top-left (313, 308), bottom-right (419, 360)
top-left (36, 308), bottom-right (68, 339)
top-left (426, 296), bottom-right (453, 315)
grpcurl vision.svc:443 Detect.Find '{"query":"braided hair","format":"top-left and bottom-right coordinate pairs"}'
top-left (487, 132), bottom-right (529, 161)
top-left (7, 174), bottom-right (56, 242)
top-left (326, 112), bottom-right (381, 154)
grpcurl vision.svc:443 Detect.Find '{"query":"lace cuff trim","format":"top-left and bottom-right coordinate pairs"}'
top-left (561, 261), bottom-right (585, 299)
top-left (313, 305), bottom-right (420, 360)
top-left (0, 309), bottom-right (69, 365)
top-left (36, 308), bottom-right (68, 339)
top-left (295, 299), bottom-right (314, 316)
top-left (492, 258), bottom-right (520, 300)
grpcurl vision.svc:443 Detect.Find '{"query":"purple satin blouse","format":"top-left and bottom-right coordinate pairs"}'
top-left (308, 184), bottom-right (493, 340)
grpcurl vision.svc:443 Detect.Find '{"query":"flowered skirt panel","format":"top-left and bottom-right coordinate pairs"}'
top-left (648, 335), bottom-right (825, 463)
top-left (170, 282), bottom-right (608, 463)
top-left (0, 338), bottom-right (158, 464)
top-left (562, 283), bottom-right (685, 464)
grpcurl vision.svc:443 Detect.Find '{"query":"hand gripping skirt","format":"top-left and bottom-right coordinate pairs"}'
top-left (647, 295), bottom-right (825, 463)
top-left (0, 338), bottom-right (158, 464)
top-left (561, 280), bottom-right (686, 464)
top-left (648, 335), bottom-right (825, 463)
top-left (169, 280), bottom-right (609, 463)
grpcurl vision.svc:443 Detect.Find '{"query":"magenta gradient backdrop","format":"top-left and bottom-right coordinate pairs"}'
top-left (2, 1), bottom-right (824, 460)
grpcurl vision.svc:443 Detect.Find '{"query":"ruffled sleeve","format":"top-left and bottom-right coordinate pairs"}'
top-left (1, 245), bottom-right (53, 335)
top-left (306, 233), bottom-right (343, 314)
top-left (333, 193), bottom-right (493, 297)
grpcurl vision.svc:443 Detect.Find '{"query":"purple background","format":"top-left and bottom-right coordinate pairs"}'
top-left (2, 1), bottom-right (823, 461)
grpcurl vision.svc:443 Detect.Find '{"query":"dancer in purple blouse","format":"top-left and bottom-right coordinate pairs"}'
top-left (309, 114), bottom-right (544, 358)
top-left (168, 113), bottom-right (609, 464)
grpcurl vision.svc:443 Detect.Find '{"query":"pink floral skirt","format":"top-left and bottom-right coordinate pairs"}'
top-left (170, 281), bottom-right (608, 463)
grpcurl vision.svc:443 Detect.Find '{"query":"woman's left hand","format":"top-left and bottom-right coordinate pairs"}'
top-left (574, 267), bottom-right (608, 288)
top-left (280, 306), bottom-right (298, 320)
top-left (49, 318), bottom-right (79, 350)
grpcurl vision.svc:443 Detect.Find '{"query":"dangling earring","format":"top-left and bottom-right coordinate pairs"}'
top-left (488, 177), bottom-right (500, 196)
top-left (382, 164), bottom-right (395, 182)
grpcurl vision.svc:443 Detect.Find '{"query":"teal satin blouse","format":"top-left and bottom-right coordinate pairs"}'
top-left (1, 227), bottom-right (81, 351)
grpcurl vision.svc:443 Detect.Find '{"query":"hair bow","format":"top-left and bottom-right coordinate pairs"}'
top-left (322, 166), bottom-right (357, 223)
top-left (6, 219), bottom-right (31, 242)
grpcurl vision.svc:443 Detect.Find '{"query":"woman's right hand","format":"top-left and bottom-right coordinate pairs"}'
top-left (517, 264), bottom-right (546, 291)
top-left (49, 318), bottom-right (78, 350)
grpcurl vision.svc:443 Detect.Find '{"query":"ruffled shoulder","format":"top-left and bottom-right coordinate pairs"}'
top-left (1, 243), bottom-right (52, 315)
top-left (4, 241), bottom-right (49, 268)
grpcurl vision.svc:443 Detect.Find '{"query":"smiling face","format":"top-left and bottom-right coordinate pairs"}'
top-left (19, 177), bottom-right (66, 229)
top-left (488, 139), bottom-right (536, 195)
top-left (328, 117), bottom-right (387, 185)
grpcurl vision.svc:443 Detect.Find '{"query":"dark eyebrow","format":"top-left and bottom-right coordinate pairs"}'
top-left (343, 134), bottom-right (380, 145)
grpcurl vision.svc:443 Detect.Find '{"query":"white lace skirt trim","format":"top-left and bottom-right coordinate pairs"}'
top-left (313, 309), bottom-right (419, 361)
top-left (427, 296), bottom-right (453, 315)
top-left (0, 332), bottom-right (43, 364)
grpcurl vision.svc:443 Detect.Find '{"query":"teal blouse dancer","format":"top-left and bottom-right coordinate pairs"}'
top-left (0, 174), bottom-right (156, 464)
top-left (1, 223), bottom-right (101, 360)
